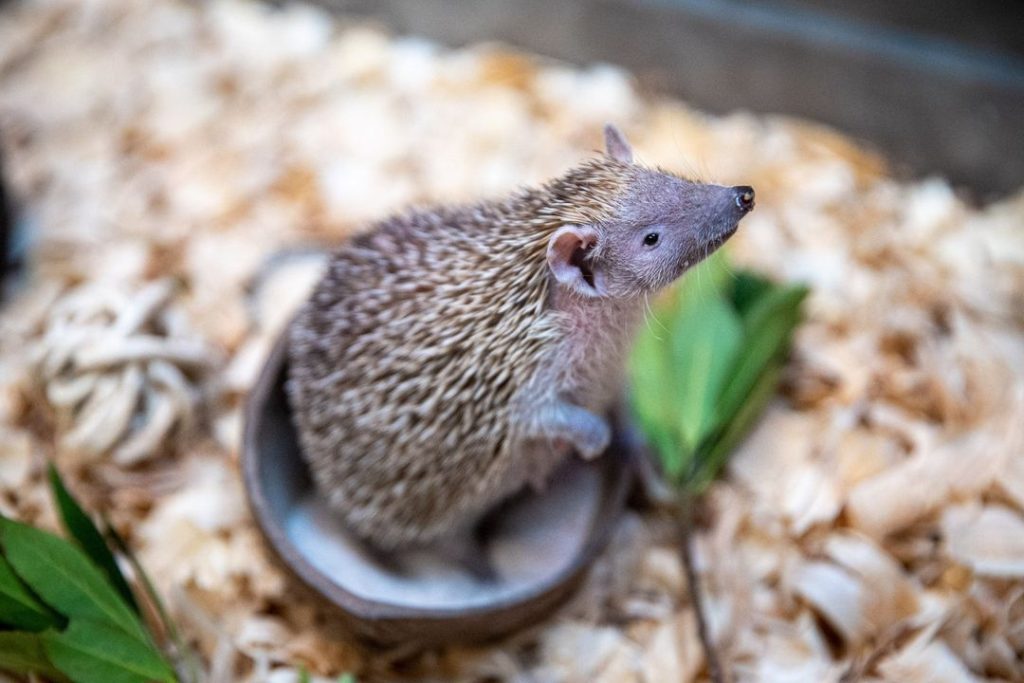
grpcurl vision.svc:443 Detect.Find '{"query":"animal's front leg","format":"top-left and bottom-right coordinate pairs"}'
top-left (513, 399), bottom-right (612, 493)
top-left (534, 399), bottom-right (612, 461)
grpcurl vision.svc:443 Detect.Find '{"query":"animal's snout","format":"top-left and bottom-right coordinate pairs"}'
top-left (732, 186), bottom-right (755, 214)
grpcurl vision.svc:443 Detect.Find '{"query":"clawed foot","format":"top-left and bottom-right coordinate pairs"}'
top-left (575, 416), bottom-right (611, 460)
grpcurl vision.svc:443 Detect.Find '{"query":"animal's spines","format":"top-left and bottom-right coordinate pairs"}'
top-left (287, 153), bottom-right (637, 548)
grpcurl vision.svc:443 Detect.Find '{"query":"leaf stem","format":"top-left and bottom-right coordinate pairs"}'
top-left (102, 516), bottom-right (202, 683)
top-left (676, 496), bottom-right (728, 683)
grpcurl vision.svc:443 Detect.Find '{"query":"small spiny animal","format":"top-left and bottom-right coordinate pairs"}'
top-left (287, 125), bottom-right (755, 560)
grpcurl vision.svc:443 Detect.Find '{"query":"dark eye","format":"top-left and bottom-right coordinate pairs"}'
top-left (643, 232), bottom-right (660, 246)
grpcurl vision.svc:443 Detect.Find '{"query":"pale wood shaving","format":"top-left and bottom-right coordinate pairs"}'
top-left (29, 279), bottom-right (216, 464)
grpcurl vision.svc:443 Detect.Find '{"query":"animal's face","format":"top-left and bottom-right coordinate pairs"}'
top-left (547, 125), bottom-right (754, 299)
top-left (597, 171), bottom-right (754, 297)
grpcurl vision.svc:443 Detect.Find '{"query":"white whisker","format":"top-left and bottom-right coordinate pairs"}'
top-left (642, 292), bottom-right (668, 341)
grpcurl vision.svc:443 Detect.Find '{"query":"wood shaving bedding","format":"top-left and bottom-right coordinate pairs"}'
top-left (1, 0), bottom-right (1022, 680)
top-left (33, 278), bottom-right (216, 464)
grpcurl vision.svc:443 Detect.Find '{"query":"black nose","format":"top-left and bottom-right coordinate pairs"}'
top-left (733, 186), bottom-right (755, 213)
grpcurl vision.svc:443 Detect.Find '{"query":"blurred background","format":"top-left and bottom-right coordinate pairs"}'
top-left (4, 0), bottom-right (1024, 293)
top-left (325, 0), bottom-right (1024, 197)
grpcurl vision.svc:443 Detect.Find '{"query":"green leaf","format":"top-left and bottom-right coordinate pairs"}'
top-left (0, 630), bottom-right (69, 681)
top-left (629, 325), bottom-right (679, 448)
top-left (43, 618), bottom-right (175, 683)
top-left (729, 271), bottom-right (774, 315)
top-left (49, 465), bottom-right (139, 613)
top-left (653, 424), bottom-right (688, 482)
top-left (742, 282), bottom-right (810, 330)
top-left (299, 668), bottom-right (312, 683)
top-left (692, 361), bottom-right (783, 491)
top-left (672, 252), bottom-right (731, 315)
top-left (339, 674), bottom-right (357, 683)
top-left (715, 283), bottom-right (808, 427)
top-left (0, 517), bottom-right (147, 642)
top-left (630, 314), bottom-right (700, 480)
top-left (630, 258), bottom-right (808, 495)
top-left (0, 554), bottom-right (60, 631)
top-left (670, 293), bottom-right (743, 454)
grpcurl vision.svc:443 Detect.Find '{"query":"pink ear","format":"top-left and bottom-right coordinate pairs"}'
top-left (547, 225), bottom-right (605, 297)
top-left (604, 124), bottom-right (633, 163)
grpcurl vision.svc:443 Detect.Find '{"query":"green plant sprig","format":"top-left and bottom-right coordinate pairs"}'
top-left (299, 667), bottom-right (358, 683)
top-left (0, 466), bottom-right (187, 683)
top-left (628, 253), bottom-right (807, 683)
top-left (629, 252), bottom-right (809, 494)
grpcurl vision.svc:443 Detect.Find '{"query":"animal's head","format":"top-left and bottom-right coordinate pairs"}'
top-left (546, 125), bottom-right (754, 299)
